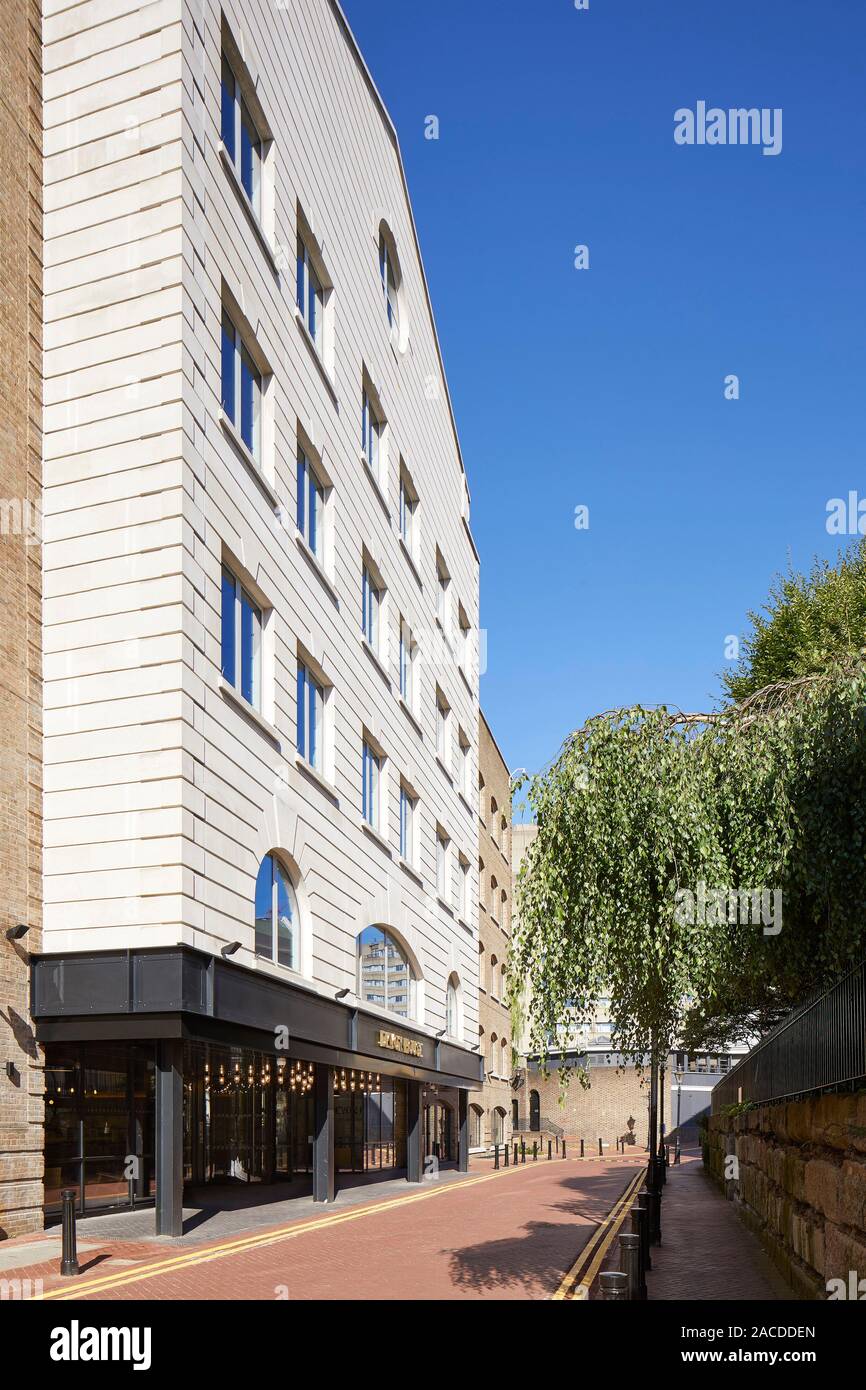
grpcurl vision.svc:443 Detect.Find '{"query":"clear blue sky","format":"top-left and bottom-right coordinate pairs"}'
top-left (343, 0), bottom-right (866, 783)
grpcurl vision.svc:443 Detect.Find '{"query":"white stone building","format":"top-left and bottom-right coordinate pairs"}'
top-left (35, 0), bottom-right (481, 1233)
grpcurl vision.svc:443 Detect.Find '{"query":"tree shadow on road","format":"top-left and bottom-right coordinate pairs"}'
top-left (443, 1218), bottom-right (590, 1296)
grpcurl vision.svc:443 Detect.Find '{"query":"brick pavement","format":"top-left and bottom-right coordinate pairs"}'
top-left (2, 1156), bottom-right (643, 1302)
top-left (643, 1152), bottom-right (793, 1301)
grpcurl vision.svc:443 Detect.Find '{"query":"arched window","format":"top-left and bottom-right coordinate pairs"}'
top-left (490, 953), bottom-right (498, 998)
top-left (493, 1106), bottom-right (507, 1144)
top-left (254, 854), bottom-right (298, 969)
top-left (357, 926), bottom-right (415, 1018)
top-left (378, 222), bottom-right (407, 349)
top-left (446, 974), bottom-right (460, 1036)
top-left (469, 1104), bottom-right (483, 1148)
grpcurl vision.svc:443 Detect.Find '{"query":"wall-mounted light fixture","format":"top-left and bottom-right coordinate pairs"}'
top-left (6, 924), bottom-right (29, 942)
top-left (221, 941), bottom-right (242, 957)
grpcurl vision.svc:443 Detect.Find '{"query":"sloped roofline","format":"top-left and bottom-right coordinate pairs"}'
top-left (330, 2), bottom-right (477, 557)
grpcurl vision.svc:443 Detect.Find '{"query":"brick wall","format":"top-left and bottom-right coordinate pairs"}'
top-left (707, 1093), bottom-right (866, 1300)
top-left (519, 1063), bottom-right (673, 1156)
top-left (0, 0), bottom-right (42, 1239)
top-left (477, 712), bottom-right (512, 1143)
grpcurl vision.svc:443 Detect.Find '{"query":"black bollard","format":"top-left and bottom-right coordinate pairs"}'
top-left (514, 1142), bottom-right (518, 1166)
top-left (532, 1141), bottom-right (537, 1161)
top-left (645, 1184), bottom-right (662, 1245)
top-left (598, 1137), bottom-right (603, 1157)
top-left (494, 1143), bottom-right (500, 1169)
top-left (674, 1142), bottom-right (681, 1165)
top-left (60, 1188), bottom-right (80, 1277)
top-left (630, 1205), bottom-right (648, 1297)
top-left (521, 1139), bottom-right (526, 1164)
top-left (619, 1232), bottom-right (641, 1301)
top-left (636, 1193), bottom-right (652, 1273)
top-left (547, 1140), bottom-right (552, 1160)
top-left (504, 1142), bottom-right (509, 1166)
top-left (580, 1138), bottom-right (584, 1158)
top-left (600, 1271), bottom-right (628, 1300)
top-left (562, 1139), bottom-right (566, 1159)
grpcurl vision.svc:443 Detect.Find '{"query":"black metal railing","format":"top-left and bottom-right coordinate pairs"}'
top-left (512, 1115), bottom-right (564, 1136)
top-left (713, 960), bottom-right (866, 1111)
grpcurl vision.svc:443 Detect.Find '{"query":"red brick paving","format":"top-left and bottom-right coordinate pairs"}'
top-left (644, 1152), bottom-right (792, 1301)
top-left (13, 1158), bottom-right (643, 1302)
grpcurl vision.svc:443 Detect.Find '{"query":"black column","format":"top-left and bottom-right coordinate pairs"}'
top-left (457, 1089), bottom-right (469, 1172)
top-left (313, 1063), bottom-right (335, 1203)
top-left (406, 1080), bottom-right (422, 1183)
top-left (155, 1039), bottom-right (184, 1237)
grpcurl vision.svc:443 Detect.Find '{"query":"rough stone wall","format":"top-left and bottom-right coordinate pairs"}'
top-left (707, 1091), bottom-right (866, 1300)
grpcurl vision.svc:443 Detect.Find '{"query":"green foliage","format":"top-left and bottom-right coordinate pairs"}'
top-left (722, 537), bottom-right (866, 702)
top-left (511, 663), bottom-right (866, 1061)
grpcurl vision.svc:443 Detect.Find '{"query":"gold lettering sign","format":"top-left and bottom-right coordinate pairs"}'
top-left (377, 1029), bottom-right (423, 1058)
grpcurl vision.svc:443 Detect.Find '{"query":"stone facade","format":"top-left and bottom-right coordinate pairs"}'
top-left (474, 712), bottom-right (512, 1146)
top-left (0, 0), bottom-right (42, 1238)
top-left (40, 0), bottom-right (479, 1043)
top-left (707, 1091), bottom-right (866, 1300)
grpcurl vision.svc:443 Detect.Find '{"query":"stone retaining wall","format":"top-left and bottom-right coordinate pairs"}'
top-left (707, 1090), bottom-right (866, 1299)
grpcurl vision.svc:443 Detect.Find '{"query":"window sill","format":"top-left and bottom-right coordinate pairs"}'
top-left (398, 857), bottom-right (423, 888)
top-left (219, 678), bottom-right (281, 747)
top-left (436, 755), bottom-right (453, 784)
top-left (398, 535), bottom-right (423, 589)
top-left (458, 662), bottom-right (474, 698)
top-left (436, 895), bottom-right (454, 917)
top-left (457, 916), bottom-right (473, 933)
top-left (361, 636), bottom-right (391, 687)
top-left (293, 305), bottom-right (338, 405)
top-left (362, 820), bottom-right (392, 857)
top-left (294, 754), bottom-right (339, 804)
top-left (218, 143), bottom-right (281, 278)
top-left (219, 412), bottom-right (281, 512)
top-left (458, 790), bottom-right (474, 816)
top-left (295, 530), bottom-right (339, 607)
top-left (360, 451), bottom-right (391, 520)
top-left (397, 696), bottom-right (423, 739)
top-left (435, 614), bottom-right (454, 654)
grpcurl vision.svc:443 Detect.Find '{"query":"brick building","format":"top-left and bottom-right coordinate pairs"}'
top-left (472, 712), bottom-right (512, 1148)
top-left (0, 0), bottom-right (42, 1238)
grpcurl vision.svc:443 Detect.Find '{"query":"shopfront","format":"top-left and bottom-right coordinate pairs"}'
top-left (32, 945), bottom-right (483, 1232)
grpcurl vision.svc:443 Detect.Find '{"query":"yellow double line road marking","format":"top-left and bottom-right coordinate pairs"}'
top-left (552, 1168), bottom-right (644, 1301)
top-left (38, 1165), bottom-right (516, 1301)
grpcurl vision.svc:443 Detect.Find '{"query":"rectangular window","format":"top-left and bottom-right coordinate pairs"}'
top-left (362, 740), bottom-right (380, 830)
top-left (221, 55), bottom-right (261, 214)
top-left (399, 785), bottom-right (415, 862)
top-left (436, 832), bottom-right (449, 900)
top-left (362, 565), bottom-right (380, 652)
top-left (399, 477), bottom-right (416, 551)
top-left (296, 235), bottom-right (323, 352)
top-left (399, 619), bottom-right (414, 705)
top-left (362, 388), bottom-right (382, 480)
top-left (458, 732), bottom-right (471, 799)
top-left (460, 859), bottom-right (471, 921)
top-left (221, 310), bottom-right (261, 458)
top-left (296, 448), bottom-right (324, 557)
top-left (221, 567), bottom-right (261, 709)
top-left (436, 692), bottom-right (449, 765)
top-left (296, 661), bottom-right (324, 771)
top-left (436, 552), bottom-right (450, 629)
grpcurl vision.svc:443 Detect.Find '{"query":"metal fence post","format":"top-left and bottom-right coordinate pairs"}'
top-left (532, 1141), bottom-right (537, 1161)
top-left (600, 1271), bottom-right (628, 1300)
top-left (494, 1143), bottom-right (500, 1169)
top-left (598, 1137), bottom-right (603, 1157)
top-left (504, 1141), bottom-right (509, 1166)
top-left (580, 1138), bottom-right (584, 1158)
top-left (60, 1188), bottom-right (80, 1277)
top-left (521, 1139), bottom-right (526, 1164)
